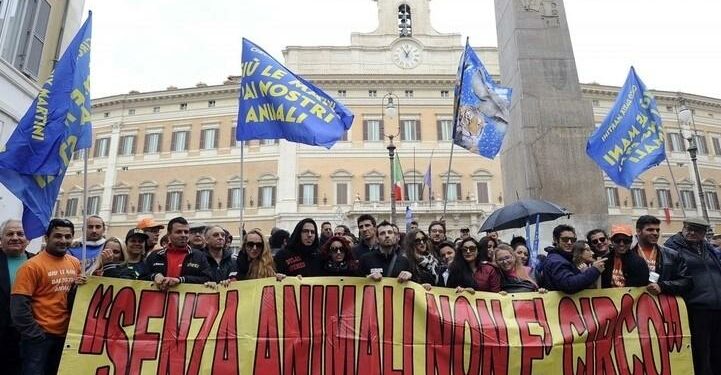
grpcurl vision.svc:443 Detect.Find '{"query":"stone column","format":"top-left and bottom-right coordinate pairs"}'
top-left (494, 0), bottom-right (608, 236)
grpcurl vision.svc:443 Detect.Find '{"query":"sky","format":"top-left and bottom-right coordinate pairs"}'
top-left (82, 0), bottom-right (721, 99)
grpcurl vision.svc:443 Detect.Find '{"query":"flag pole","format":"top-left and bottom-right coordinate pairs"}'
top-left (81, 148), bottom-right (88, 275)
top-left (443, 37), bottom-right (470, 219)
top-left (413, 147), bottom-right (416, 202)
top-left (239, 141), bottom-right (245, 253)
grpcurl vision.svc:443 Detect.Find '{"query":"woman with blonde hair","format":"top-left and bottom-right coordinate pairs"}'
top-left (494, 244), bottom-right (545, 293)
top-left (236, 229), bottom-right (276, 280)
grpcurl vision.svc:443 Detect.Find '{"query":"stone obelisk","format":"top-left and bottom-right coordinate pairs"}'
top-left (494, 0), bottom-right (608, 235)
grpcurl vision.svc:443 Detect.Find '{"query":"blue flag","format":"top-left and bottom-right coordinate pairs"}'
top-left (586, 67), bottom-right (665, 188)
top-left (453, 42), bottom-right (512, 159)
top-left (0, 13), bottom-right (92, 239)
top-left (237, 38), bottom-right (354, 148)
top-left (0, 13), bottom-right (92, 175)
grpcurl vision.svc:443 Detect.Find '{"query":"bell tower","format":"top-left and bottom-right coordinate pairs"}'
top-left (372, 0), bottom-right (435, 37)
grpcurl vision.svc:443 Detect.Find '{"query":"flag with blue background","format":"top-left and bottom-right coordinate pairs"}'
top-left (237, 38), bottom-right (354, 148)
top-left (453, 42), bottom-right (512, 159)
top-left (0, 13), bottom-right (92, 239)
top-left (586, 67), bottom-right (665, 188)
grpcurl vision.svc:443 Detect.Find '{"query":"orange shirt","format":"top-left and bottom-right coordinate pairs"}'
top-left (12, 250), bottom-right (81, 335)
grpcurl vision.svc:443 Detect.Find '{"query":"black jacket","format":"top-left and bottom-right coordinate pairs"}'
top-left (142, 247), bottom-right (213, 284)
top-left (358, 246), bottom-right (411, 278)
top-left (632, 243), bottom-right (691, 295)
top-left (601, 248), bottom-right (649, 288)
top-left (204, 248), bottom-right (237, 282)
top-left (664, 233), bottom-right (721, 309)
top-left (352, 238), bottom-right (378, 260)
top-left (274, 219), bottom-right (323, 277)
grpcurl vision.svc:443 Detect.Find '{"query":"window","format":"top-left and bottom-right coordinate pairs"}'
top-left (111, 194), bottom-right (128, 214)
top-left (179, 103), bottom-right (188, 110)
top-left (227, 187), bottom-right (244, 209)
top-left (437, 119), bottom-right (453, 141)
top-left (477, 182), bottom-right (490, 203)
top-left (196, 189), bottom-right (213, 210)
top-left (631, 188), bottom-right (647, 208)
top-left (400, 119), bottom-right (420, 141)
top-left (336, 183), bottom-right (348, 205)
top-left (337, 90), bottom-right (346, 97)
top-left (363, 120), bottom-right (383, 141)
top-left (666, 105), bottom-right (673, 112)
top-left (666, 133), bottom-right (683, 152)
top-left (405, 183), bottom-right (422, 202)
top-left (405, 90), bottom-right (414, 98)
top-left (441, 90), bottom-right (449, 98)
top-left (713, 138), bottom-right (721, 156)
top-left (94, 138), bottom-right (110, 158)
top-left (144, 133), bottom-right (161, 153)
top-left (695, 135), bottom-right (708, 155)
top-left (656, 189), bottom-right (672, 208)
top-left (208, 100), bottom-right (216, 108)
top-left (680, 190), bottom-right (697, 209)
top-left (261, 139), bottom-right (278, 145)
top-left (298, 184), bottom-right (318, 205)
top-left (200, 128), bottom-right (219, 149)
top-left (171, 130), bottom-right (189, 152)
top-left (119, 135), bottom-right (136, 156)
top-left (0, 0), bottom-right (51, 78)
top-left (365, 183), bottom-right (384, 202)
top-left (153, 106), bottom-right (160, 113)
top-left (65, 198), bottom-right (78, 217)
top-left (368, 90), bottom-right (377, 97)
top-left (103, 112), bottom-right (110, 118)
top-left (398, 4), bottom-right (412, 37)
top-left (705, 191), bottom-right (720, 211)
top-left (138, 193), bottom-right (154, 213)
top-left (606, 187), bottom-right (620, 207)
top-left (592, 99), bottom-right (600, 107)
top-left (230, 126), bottom-right (237, 147)
top-left (165, 191), bottom-right (183, 211)
top-left (442, 183), bottom-right (461, 201)
top-left (259, 186), bottom-right (276, 208)
top-left (86, 196), bottom-right (100, 215)
top-left (72, 149), bottom-right (85, 160)
top-left (128, 109), bottom-right (136, 115)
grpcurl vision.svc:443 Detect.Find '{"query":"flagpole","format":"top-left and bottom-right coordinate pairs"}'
top-left (413, 147), bottom-right (416, 202)
top-left (81, 148), bottom-right (88, 275)
top-left (239, 141), bottom-right (245, 252)
top-left (444, 37), bottom-right (470, 219)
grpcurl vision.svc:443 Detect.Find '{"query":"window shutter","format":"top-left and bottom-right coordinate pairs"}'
top-left (436, 120), bottom-right (442, 140)
top-left (442, 183), bottom-right (447, 200)
top-left (227, 189), bottom-right (232, 208)
top-left (257, 187), bottom-right (262, 207)
top-left (400, 121), bottom-right (406, 140)
top-left (150, 194), bottom-right (155, 212)
top-left (171, 132), bottom-right (177, 151)
top-left (185, 131), bottom-right (190, 151)
top-left (165, 192), bottom-right (171, 211)
top-left (200, 130), bottom-right (206, 149)
top-left (144, 134), bottom-right (150, 153)
top-left (363, 121), bottom-right (368, 141)
top-left (93, 139), bottom-right (100, 157)
top-left (379, 120), bottom-right (385, 140)
top-left (379, 184), bottom-right (385, 202)
top-left (156, 134), bottom-right (163, 153)
top-left (208, 191), bottom-right (214, 209)
top-left (415, 120), bottom-right (421, 141)
top-left (313, 185), bottom-right (318, 205)
top-left (456, 183), bottom-right (462, 200)
top-left (213, 129), bottom-right (219, 148)
top-left (477, 182), bottom-right (489, 203)
top-left (195, 191), bottom-right (201, 210)
top-left (337, 183), bottom-right (347, 205)
top-left (111, 196), bottom-right (118, 213)
top-left (20, 0), bottom-right (51, 78)
top-left (365, 184), bottom-right (370, 201)
top-left (137, 194), bottom-right (142, 212)
top-left (130, 136), bottom-right (136, 154)
top-left (298, 184), bottom-right (304, 204)
top-left (272, 187), bottom-right (277, 206)
top-left (231, 127), bottom-right (236, 146)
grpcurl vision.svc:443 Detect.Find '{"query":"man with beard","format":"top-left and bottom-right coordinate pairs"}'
top-left (428, 220), bottom-right (446, 255)
top-left (358, 220), bottom-right (412, 282)
top-left (352, 214), bottom-right (378, 259)
top-left (68, 215), bottom-right (106, 272)
top-left (11, 219), bottom-right (84, 375)
top-left (664, 217), bottom-right (721, 375)
top-left (0, 220), bottom-right (32, 375)
top-left (600, 224), bottom-right (648, 288)
top-left (274, 218), bottom-right (323, 277)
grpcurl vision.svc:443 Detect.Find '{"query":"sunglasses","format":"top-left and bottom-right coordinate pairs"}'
top-left (245, 241), bottom-right (263, 249)
top-left (414, 238), bottom-right (427, 244)
top-left (462, 246), bottom-right (477, 253)
top-left (329, 246), bottom-right (344, 253)
top-left (590, 237), bottom-right (607, 245)
top-left (559, 236), bottom-right (577, 243)
top-left (612, 237), bottom-right (632, 245)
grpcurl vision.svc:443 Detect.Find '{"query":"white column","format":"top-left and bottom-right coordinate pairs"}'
top-left (99, 122), bottom-right (121, 219)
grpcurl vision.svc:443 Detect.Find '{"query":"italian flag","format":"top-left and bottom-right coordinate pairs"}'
top-left (393, 154), bottom-right (404, 201)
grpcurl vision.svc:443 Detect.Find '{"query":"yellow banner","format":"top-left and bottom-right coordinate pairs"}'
top-left (59, 276), bottom-right (692, 375)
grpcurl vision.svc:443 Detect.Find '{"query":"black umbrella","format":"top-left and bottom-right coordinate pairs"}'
top-left (479, 199), bottom-right (571, 232)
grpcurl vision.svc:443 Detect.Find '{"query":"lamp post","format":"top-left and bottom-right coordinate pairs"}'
top-left (679, 105), bottom-right (711, 229)
top-left (382, 93), bottom-right (400, 224)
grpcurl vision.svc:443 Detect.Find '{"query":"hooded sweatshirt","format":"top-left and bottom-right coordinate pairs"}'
top-left (273, 218), bottom-right (323, 277)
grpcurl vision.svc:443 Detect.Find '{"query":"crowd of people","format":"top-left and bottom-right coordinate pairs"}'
top-left (1, 213), bottom-right (721, 374)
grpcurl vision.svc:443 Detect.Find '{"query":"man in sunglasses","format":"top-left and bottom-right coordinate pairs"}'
top-left (664, 217), bottom-right (721, 375)
top-left (542, 224), bottom-right (605, 294)
top-left (586, 229), bottom-right (611, 258)
top-left (632, 215), bottom-right (690, 297)
top-left (600, 224), bottom-right (648, 288)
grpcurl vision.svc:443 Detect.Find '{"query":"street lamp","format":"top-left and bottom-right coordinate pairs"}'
top-left (678, 104), bottom-right (711, 229)
top-left (382, 93), bottom-right (400, 224)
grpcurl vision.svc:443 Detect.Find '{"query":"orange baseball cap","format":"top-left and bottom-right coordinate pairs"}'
top-left (610, 224), bottom-right (633, 238)
top-left (137, 217), bottom-right (164, 230)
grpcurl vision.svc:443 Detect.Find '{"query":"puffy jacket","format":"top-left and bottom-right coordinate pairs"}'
top-left (601, 248), bottom-right (649, 288)
top-left (664, 233), bottom-right (721, 309)
top-left (143, 247), bottom-right (213, 284)
top-left (542, 247), bottom-right (600, 294)
top-left (632, 243), bottom-right (691, 296)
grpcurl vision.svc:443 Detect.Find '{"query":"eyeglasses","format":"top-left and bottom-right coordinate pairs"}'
top-left (496, 256), bottom-right (514, 263)
top-left (462, 246), bottom-right (477, 253)
top-left (685, 226), bottom-right (708, 234)
top-left (414, 238), bottom-right (427, 244)
top-left (590, 237), bottom-right (607, 245)
top-left (559, 236), bottom-right (577, 243)
top-left (612, 237), bottom-right (632, 245)
top-left (245, 241), bottom-right (263, 249)
top-left (329, 246), bottom-right (344, 253)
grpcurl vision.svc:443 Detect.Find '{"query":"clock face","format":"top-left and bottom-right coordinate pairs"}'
top-left (392, 42), bottom-right (421, 69)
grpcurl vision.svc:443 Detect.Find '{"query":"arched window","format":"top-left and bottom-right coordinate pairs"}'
top-left (398, 4), bottom-right (412, 37)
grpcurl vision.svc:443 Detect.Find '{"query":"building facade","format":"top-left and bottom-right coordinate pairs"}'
top-left (59, 0), bottom-right (721, 241)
